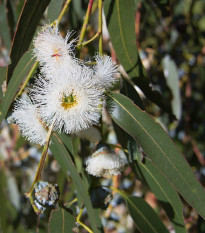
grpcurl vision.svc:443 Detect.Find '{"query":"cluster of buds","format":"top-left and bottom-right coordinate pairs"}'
top-left (85, 145), bottom-right (127, 177)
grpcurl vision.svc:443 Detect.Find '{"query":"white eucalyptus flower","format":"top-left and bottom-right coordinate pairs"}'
top-left (7, 94), bottom-right (47, 146)
top-left (31, 63), bottom-right (103, 134)
top-left (85, 147), bottom-right (127, 177)
top-left (94, 54), bottom-right (119, 89)
top-left (33, 25), bottom-right (76, 72)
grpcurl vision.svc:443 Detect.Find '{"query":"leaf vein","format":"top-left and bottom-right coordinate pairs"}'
top-left (119, 192), bottom-right (159, 233)
top-left (116, 0), bottom-right (138, 77)
top-left (141, 163), bottom-right (182, 221)
top-left (108, 93), bottom-right (194, 196)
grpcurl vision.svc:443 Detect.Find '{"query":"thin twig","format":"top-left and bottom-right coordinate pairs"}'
top-left (66, 197), bottom-right (78, 208)
top-left (57, 0), bottom-right (72, 23)
top-left (15, 61), bottom-right (38, 99)
top-left (98, 0), bottom-right (103, 55)
top-left (77, 0), bottom-right (94, 49)
top-left (25, 121), bottom-right (55, 197)
top-left (81, 31), bottom-right (100, 47)
top-left (76, 208), bottom-right (94, 233)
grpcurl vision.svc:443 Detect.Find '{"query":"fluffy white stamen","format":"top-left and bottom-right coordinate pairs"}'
top-left (31, 63), bottom-right (103, 134)
top-left (33, 25), bottom-right (76, 75)
top-left (7, 94), bottom-right (47, 146)
top-left (94, 54), bottom-right (119, 89)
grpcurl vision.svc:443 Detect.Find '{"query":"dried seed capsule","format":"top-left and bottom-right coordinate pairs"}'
top-left (33, 181), bottom-right (59, 213)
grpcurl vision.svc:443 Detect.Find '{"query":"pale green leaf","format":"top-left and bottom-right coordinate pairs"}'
top-left (162, 55), bottom-right (182, 120)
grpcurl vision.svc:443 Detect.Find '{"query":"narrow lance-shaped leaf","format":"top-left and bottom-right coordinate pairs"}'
top-left (106, 92), bottom-right (205, 219)
top-left (0, 168), bottom-right (11, 233)
top-left (6, 0), bottom-right (51, 85)
top-left (104, 0), bottom-right (144, 79)
top-left (0, 2), bottom-right (11, 51)
top-left (50, 134), bottom-right (101, 233)
top-left (0, 50), bottom-right (35, 123)
top-left (119, 192), bottom-right (169, 233)
top-left (120, 78), bottom-right (144, 162)
top-left (135, 159), bottom-right (186, 233)
top-left (104, 0), bottom-right (174, 118)
top-left (5, 0), bottom-right (16, 39)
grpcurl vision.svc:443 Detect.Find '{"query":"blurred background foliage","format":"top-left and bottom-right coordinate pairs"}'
top-left (0, 0), bottom-right (205, 232)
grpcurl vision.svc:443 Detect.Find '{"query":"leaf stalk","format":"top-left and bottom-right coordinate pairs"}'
top-left (76, 208), bottom-right (94, 233)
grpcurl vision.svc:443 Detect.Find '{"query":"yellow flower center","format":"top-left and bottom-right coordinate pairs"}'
top-left (61, 93), bottom-right (77, 110)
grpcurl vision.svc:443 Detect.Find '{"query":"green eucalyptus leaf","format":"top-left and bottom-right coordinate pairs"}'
top-left (127, 136), bottom-right (142, 162)
top-left (50, 134), bottom-right (101, 233)
top-left (0, 50), bottom-right (35, 123)
top-left (49, 206), bottom-right (76, 233)
top-left (121, 78), bottom-right (144, 110)
top-left (46, 0), bottom-right (64, 23)
top-left (57, 133), bottom-right (75, 156)
top-left (121, 78), bottom-right (144, 162)
top-left (5, 0), bottom-right (16, 39)
top-left (0, 168), bottom-right (9, 233)
top-left (0, 168), bottom-right (17, 233)
top-left (0, 2), bottom-right (11, 51)
top-left (104, 0), bottom-right (144, 80)
top-left (121, 193), bottom-right (169, 233)
top-left (136, 159), bottom-right (186, 233)
top-left (6, 0), bottom-right (51, 84)
top-left (104, 0), bottom-right (174, 118)
top-left (112, 120), bottom-right (128, 149)
top-left (106, 92), bottom-right (205, 219)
